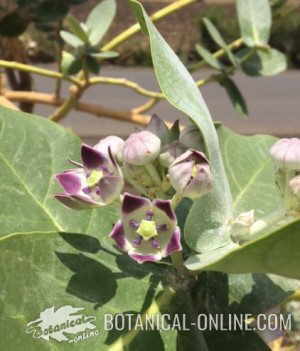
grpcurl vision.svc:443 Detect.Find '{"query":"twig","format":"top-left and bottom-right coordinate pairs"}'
top-left (89, 76), bottom-right (164, 99)
top-left (0, 60), bottom-right (80, 85)
top-left (4, 90), bottom-right (152, 125)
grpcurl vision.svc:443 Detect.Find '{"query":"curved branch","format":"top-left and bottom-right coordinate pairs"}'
top-left (4, 90), bottom-right (151, 125)
top-left (89, 76), bottom-right (164, 99)
top-left (0, 60), bottom-right (80, 85)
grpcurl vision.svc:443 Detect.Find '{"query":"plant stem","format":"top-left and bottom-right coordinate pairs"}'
top-left (144, 163), bottom-right (162, 186)
top-left (50, 86), bottom-right (85, 122)
top-left (101, 0), bottom-right (199, 52)
top-left (107, 287), bottom-right (176, 351)
top-left (0, 60), bottom-right (79, 85)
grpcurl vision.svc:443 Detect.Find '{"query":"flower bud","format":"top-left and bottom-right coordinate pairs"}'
top-left (230, 210), bottom-right (255, 244)
top-left (159, 141), bottom-right (186, 168)
top-left (169, 150), bottom-right (213, 199)
top-left (123, 131), bottom-right (161, 166)
top-left (94, 136), bottom-right (124, 162)
top-left (270, 138), bottom-right (300, 170)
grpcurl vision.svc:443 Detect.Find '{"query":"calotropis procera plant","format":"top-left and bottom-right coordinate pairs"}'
top-left (55, 115), bottom-right (210, 264)
top-left (2, 0), bottom-right (300, 350)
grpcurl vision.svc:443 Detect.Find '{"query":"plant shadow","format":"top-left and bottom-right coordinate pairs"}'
top-left (57, 232), bottom-right (165, 310)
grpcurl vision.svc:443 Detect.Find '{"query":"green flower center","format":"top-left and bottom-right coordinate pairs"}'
top-left (87, 170), bottom-right (103, 187)
top-left (137, 220), bottom-right (158, 241)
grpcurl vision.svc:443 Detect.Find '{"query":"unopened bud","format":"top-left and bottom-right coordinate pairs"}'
top-left (123, 131), bottom-right (161, 166)
top-left (169, 149), bottom-right (213, 199)
top-left (270, 138), bottom-right (300, 170)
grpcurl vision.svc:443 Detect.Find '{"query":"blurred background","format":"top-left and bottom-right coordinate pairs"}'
top-left (0, 0), bottom-right (300, 142)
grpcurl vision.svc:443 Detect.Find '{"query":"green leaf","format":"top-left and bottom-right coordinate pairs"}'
top-left (220, 76), bottom-right (248, 118)
top-left (236, 0), bottom-right (272, 47)
top-left (60, 30), bottom-right (85, 48)
top-left (86, 0), bottom-right (116, 46)
top-left (0, 106), bottom-right (176, 350)
top-left (195, 44), bottom-right (223, 70)
top-left (239, 47), bottom-right (287, 76)
top-left (89, 51), bottom-right (119, 60)
top-left (130, 0), bottom-right (233, 253)
top-left (202, 17), bottom-right (237, 66)
top-left (185, 127), bottom-right (300, 280)
top-left (185, 217), bottom-right (300, 279)
top-left (61, 51), bottom-right (82, 76)
top-left (66, 15), bottom-right (90, 43)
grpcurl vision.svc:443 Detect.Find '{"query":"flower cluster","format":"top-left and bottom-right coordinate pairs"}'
top-left (55, 115), bottom-right (213, 263)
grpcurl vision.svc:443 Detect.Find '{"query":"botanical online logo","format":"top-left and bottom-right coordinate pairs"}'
top-left (25, 306), bottom-right (98, 343)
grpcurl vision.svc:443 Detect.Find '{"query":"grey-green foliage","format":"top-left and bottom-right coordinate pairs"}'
top-left (0, 106), bottom-right (176, 350)
top-left (60, 0), bottom-right (118, 75)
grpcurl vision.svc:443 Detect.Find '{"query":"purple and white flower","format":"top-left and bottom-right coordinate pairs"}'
top-left (169, 149), bottom-right (213, 199)
top-left (55, 144), bottom-right (124, 209)
top-left (110, 193), bottom-right (182, 263)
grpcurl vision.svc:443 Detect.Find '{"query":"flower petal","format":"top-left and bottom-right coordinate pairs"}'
top-left (54, 194), bottom-right (89, 210)
top-left (81, 144), bottom-right (107, 169)
top-left (128, 252), bottom-right (162, 264)
top-left (153, 199), bottom-right (176, 220)
top-left (164, 227), bottom-right (182, 256)
top-left (122, 193), bottom-right (151, 214)
top-left (71, 194), bottom-right (102, 208)
top-left (109, 221), bottom-right (127, 250)
top-left (99, 175), bottom-right (124, 204)
top-left (55, 170), bottom-right (83, 194)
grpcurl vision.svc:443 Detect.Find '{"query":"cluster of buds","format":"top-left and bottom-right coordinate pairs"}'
top-left (55, 115), bottom-right (213, 263)
top-left (270, 138), bottom-right (300, 212)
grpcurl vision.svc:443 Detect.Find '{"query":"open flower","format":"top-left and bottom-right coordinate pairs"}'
top-left (110, 193), bottom-right (182, 263)
top-left (55, 144), bottom-right (124, 209)
top-left (169, 149), bottom-right (213, 199)
top-left (270, 138), bottom-right (300, 170)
